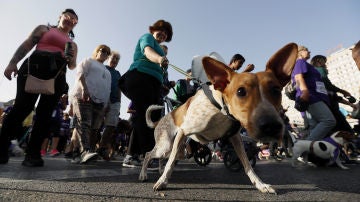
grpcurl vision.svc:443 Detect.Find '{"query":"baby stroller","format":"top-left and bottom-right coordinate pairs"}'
top-left (219, 129), bottom-right (259, 172)
top-left (184, 137), bottom-right (212, 166)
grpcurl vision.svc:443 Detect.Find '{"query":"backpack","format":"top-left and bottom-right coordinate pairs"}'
top-left (284, 81), bottom-right (296, 100)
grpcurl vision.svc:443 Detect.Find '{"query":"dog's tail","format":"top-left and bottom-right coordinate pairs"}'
top-left (145, 105), bottom-right (165, 128)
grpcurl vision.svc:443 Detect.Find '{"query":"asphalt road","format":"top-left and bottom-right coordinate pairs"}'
top-left (0, 155), bottom-right (359, 201)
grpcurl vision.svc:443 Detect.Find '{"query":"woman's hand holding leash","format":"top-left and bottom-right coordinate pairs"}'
top-left (160, 56), bottom-right (169, 68)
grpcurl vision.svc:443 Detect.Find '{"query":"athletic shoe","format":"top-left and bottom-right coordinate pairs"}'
top-left (10, 140), bottom-right (24, 157)
top-left (0, 146), bottom-right (9, 164)
top-left (22, 156), bottom-right (44, 167)
top-left (64, 151), bottom-right (73, 159)
top-left (71, 152), bottom-right (81, 164)
top-left (0, 154), bottom-right (9, 164)
top-left (97, 148), bottom-right (110, 161)
top-left (80, 151), bottom-right (98, 164)
top-left (40, 149), bottom-right (46, 157)
top-left (49, 149), bottom-right (60, 157)
top-left (297, 156), bottom-right (305, 163)
top-left (122, 157), bottom-right (142, 168)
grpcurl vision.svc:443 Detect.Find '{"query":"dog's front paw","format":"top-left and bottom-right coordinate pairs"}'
top-left (257, 183), bottom-right (277, 194)
top-left (153, 179), bottom-right (167, 191)
top-left (139, 172), bottom-right (148, 182)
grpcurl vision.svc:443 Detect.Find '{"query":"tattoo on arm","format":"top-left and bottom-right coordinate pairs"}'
top-left (31, 36), bottom-right (41, 46)
top-left (9, 25), bottom-right (45, 65)
top-left (10, 47), bottom-right (28, 65)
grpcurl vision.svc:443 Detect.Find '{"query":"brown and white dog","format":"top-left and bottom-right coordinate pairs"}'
top-left (291, 131), bottom-right (355, 169)
top-left (139, 43), bottom-right (298, 194)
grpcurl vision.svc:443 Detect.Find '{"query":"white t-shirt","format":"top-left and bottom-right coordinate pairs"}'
top-left (71, 58), bottom-right (111, 105)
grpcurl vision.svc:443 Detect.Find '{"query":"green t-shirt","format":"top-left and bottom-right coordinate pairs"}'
top-left (315, 66), bottom-right (328, 78)
top-left (129, 33), bottom-right (165, 83)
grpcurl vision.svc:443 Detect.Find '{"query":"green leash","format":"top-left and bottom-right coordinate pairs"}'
top-left (168, 63), bottom-right (197, 81)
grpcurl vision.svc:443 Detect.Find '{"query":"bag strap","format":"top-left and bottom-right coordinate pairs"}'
top-left (27, 55), bottom-right (66, 79)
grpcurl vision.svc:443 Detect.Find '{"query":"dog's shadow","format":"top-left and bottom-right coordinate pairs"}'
top-left (143, 161), bottom-right (360, 195)
top-left (57, 160), bottom-right (359, 195)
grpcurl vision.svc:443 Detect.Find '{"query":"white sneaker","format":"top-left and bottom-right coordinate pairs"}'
top-left (122, 158), bottom-right (142, 168)
top-left (80, 151), bottom-right (98, 164)
top-left (297, 157), bottom-right (305, 163)
top-left (10, 140), bottom-right (24, 157)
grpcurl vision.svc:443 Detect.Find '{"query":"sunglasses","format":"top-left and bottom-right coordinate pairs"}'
top-left (63, 13), bottom-right (78, 25)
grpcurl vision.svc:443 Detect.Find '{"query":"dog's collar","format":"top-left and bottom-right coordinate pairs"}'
top-left (201, 83), bottom-right (238, 122)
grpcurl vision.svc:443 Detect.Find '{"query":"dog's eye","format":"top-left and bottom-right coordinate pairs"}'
top-left (237, 87), bottom-right (246, 97)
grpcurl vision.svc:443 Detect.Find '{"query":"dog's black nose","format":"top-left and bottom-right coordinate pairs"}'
top-left (258, 118), bottom-right (283, 136)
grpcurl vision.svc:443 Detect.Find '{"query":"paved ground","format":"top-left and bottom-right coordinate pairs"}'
top-left (0, 155), bottom-right (360, 201)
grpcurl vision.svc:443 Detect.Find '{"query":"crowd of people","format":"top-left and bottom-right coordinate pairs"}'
top-left (0, 8), bottom-right (359, 170)
top-left (0, 8), bottom-right (175, 168)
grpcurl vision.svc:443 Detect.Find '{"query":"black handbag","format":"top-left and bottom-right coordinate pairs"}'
top-left (294, 97), bottom-right (309, 112)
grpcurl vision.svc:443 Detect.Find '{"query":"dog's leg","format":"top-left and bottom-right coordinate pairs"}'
top-left (153, 129), bottom-right (185, 191)
top-left (139, 150), bottom-right (154, 181)
top-left (291, 144), bottom-right (302, 167)
top-left (229, 134), bottom-right (276, 194)
top-left (291, 153), bottom-right (299, 167)
top-left (334, 158), bottom-right (349, 169)
top-left (333, 152), bottom-right (349, 170)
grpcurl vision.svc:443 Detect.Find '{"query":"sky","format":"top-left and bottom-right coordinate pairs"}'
top-left (0, 0), bottom-right (359, 119)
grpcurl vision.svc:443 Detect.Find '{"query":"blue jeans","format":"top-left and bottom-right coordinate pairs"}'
top-left (72, 99), bottom-right (105, 152)
top-left (305, 101), bottom-right (336, 141)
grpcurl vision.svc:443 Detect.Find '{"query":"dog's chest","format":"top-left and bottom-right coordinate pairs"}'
top-left (181, 91), bottom-right (235, 142)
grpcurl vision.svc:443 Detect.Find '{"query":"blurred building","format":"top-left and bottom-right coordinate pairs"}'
top-left (282, 44), bottom-right (360, 126)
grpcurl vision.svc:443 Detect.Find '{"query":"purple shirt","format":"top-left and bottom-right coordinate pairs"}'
top-left (291, 59), bottom-right (330, 105)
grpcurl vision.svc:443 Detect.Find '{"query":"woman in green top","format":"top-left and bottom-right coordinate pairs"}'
top-left (120, 20), bottom-right (173, 167)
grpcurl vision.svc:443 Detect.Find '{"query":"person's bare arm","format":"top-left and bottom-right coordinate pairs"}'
top-left (144, 46), bottom-right (168, 67)
top-left (4, 25), bottom-right (48, 80)
top-left (79, 74), bottom-right (90, 102)
top-left (294, 74), bottom-right (309, 101)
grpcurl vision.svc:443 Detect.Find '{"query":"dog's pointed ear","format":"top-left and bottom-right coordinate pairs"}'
top-left (202, 56), bottom-right (232, 92)
top-left (266, 43), bottom-right (298, 87)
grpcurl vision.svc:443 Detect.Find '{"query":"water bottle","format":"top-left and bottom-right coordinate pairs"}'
top-left (64, 41), bottom-right (73, 58)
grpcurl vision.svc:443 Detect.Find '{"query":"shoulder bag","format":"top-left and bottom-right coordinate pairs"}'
top-left (24, 57), bottom-right (65, 95)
